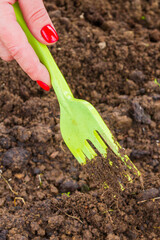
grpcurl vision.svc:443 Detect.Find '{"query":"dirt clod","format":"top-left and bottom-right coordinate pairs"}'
top-left (131, 101), bottom-right (151, 124)
top-left (59, 179), bottom-right (79, 193)
top-left (137, 188), bottom-right (160, 201)
top-left (2, 147), bottom-right (30, 170)
top-left (149, 29), bottom-right (160, 42)
top-left (48, 215), bottom-right (65, 229)
top-left (129, 70), bottom-right (146, 83)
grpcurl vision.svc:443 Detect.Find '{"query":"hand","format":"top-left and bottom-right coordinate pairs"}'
top-left (0, 0), bottom-right (59, 91)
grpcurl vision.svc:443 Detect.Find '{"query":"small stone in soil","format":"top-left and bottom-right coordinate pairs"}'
top-left (98, 41), bottom-right (106, 49)
top-left (131, 102), bottom-right (151, 124)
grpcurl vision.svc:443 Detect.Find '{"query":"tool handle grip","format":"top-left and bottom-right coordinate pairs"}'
top-left (13, 2), bottom-right (73, 102)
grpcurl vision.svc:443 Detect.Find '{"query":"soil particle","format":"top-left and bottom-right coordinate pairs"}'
top-left (33, 167), bottom-right (41, 175)
top-left (0, 230), bottom-right (8, 240)
top-left (48, 215), bottom-right (65, 229)
top-left (15, 126), bottom-right (31, 142)
top-left (50, 184), bottom-right (59, 195)
top-left (0, 136), bottom-right (11, 149)
top-left (2, 147), bottom-right (30, 170)
top-left (130, 149), bottom-right (150, 160)
top-left (98, 41), bottom-right (106, 50)
top-left (131, 101), bottom-right (151, 124)
top-left (113, 114), bottom-right (132, 131)
top-left (123, 30), bottom-right (134, 40)
top-left (102, 20), bottom-right (118, 32)
top-left (84, 9), bottom-right (104, 27)
top-left (50, 10), bottom-right (62, 19)
top-left (31, 125), bottom-right (53, 143)
top-left (0, 123), bottom-right (7, 134)
top-left (8, 234), bottom-right (28, 240)
top-left (153, 111), bottom-right (160, 121)
top-left (125, 230), bottom-right (137, 240)
top-left (59, 179), bottom-right (79, 193)
top-left (82, 230), bottom-right (93, 239)
top-left (59, 17), bottom-right (72, 31)
top-left (50, 151), bottom-right (59, 160)
top-left (0, 197), bottom-right (5, 207)
top-left (124, 79), bottom-right (138, 95)
top-left (30, 222), bottom-right (40, 234)
top-left (79, 180), bottom-right (90, 193)
top-left (137, 188), bottom-right (160, 201)
top-left (106, 233), bottom-right (120, 240)
top-left (129, 70), bottom-right (146, 84)
top-left (149, 29), bottom-right (160, 42)
top-left (45, 169), bottom-right (64, 184)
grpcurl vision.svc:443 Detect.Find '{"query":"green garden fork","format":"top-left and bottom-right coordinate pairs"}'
top-left (13, 3), bottom-right (140, 183)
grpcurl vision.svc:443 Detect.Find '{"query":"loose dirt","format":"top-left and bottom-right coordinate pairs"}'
top-left (0, 0), bottom-right (160, 239)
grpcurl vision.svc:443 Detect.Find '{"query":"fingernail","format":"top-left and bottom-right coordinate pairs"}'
top-left (37, 81), bottom-right (50, 91)
top-left (41, 24), bottom-right (59, 43)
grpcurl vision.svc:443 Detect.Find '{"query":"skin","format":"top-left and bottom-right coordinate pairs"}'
top-left (0, 0), bottom-right (57, 88)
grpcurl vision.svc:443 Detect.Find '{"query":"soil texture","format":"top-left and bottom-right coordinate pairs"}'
top-left (0, 0), bottom-right (160, 239)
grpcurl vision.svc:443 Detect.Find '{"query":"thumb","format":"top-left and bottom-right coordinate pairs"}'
top-left (19, 0), bottom-right (59, 45)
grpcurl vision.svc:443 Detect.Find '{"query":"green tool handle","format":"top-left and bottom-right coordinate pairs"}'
top-left (13, 2), bottom-right (74, 104)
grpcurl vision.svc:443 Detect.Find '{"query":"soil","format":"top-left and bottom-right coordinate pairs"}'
top-left (0, 0), bottom-right (160, 239)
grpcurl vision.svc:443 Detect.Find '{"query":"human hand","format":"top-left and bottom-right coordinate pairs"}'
top-left (0, 0), bottom-right (59, 91)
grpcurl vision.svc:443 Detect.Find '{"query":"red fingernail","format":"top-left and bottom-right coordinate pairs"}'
top-left (41, 24), bottom-right (59, 43)
top-left (37, 81), bottom-right (50, 91)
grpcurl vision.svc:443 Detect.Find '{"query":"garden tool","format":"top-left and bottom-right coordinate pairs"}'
top-left (13, 2), bottom-right (140, 187)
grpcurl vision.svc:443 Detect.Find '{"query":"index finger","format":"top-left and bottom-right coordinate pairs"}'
top-left (0, 1), bottom-right (51, 87)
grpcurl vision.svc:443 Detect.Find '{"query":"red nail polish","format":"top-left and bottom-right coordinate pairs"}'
top-left (41, 24), bottom-right (59, 43)
top-left (37, 81), bottom-right (50, 91)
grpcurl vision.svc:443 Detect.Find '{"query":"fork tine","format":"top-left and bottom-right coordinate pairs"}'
top-left (73, 149), bottom-right (86, 165)
top-left (97, 127), bottom-right (141, 177)
top-left (82, 140), bottom-right (97, 160)
top-left (97, 126), bottom-right (120, 157)
top-left (91, 130), bottom-right (107, 157)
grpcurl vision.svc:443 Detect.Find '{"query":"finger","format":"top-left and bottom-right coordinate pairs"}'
top-left (0, 40), bottom-right (13, 61)
top-left (0, 2), bottom-right (51, 88)
top-left (19, 0), bottom-right (59, 45)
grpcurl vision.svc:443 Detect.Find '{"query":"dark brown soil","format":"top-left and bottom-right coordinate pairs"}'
top-left (0, 0), bottom-right (160, 239)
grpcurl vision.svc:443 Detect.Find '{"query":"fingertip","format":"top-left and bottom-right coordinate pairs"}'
top-left (19, 0), bottom-right (59, 45)
top-left (38, 63), bottom-right (51, 86)
top-left (37, 81), bottom-right (50, 91)
top-left (41, 24), bottom-right (59, 44)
